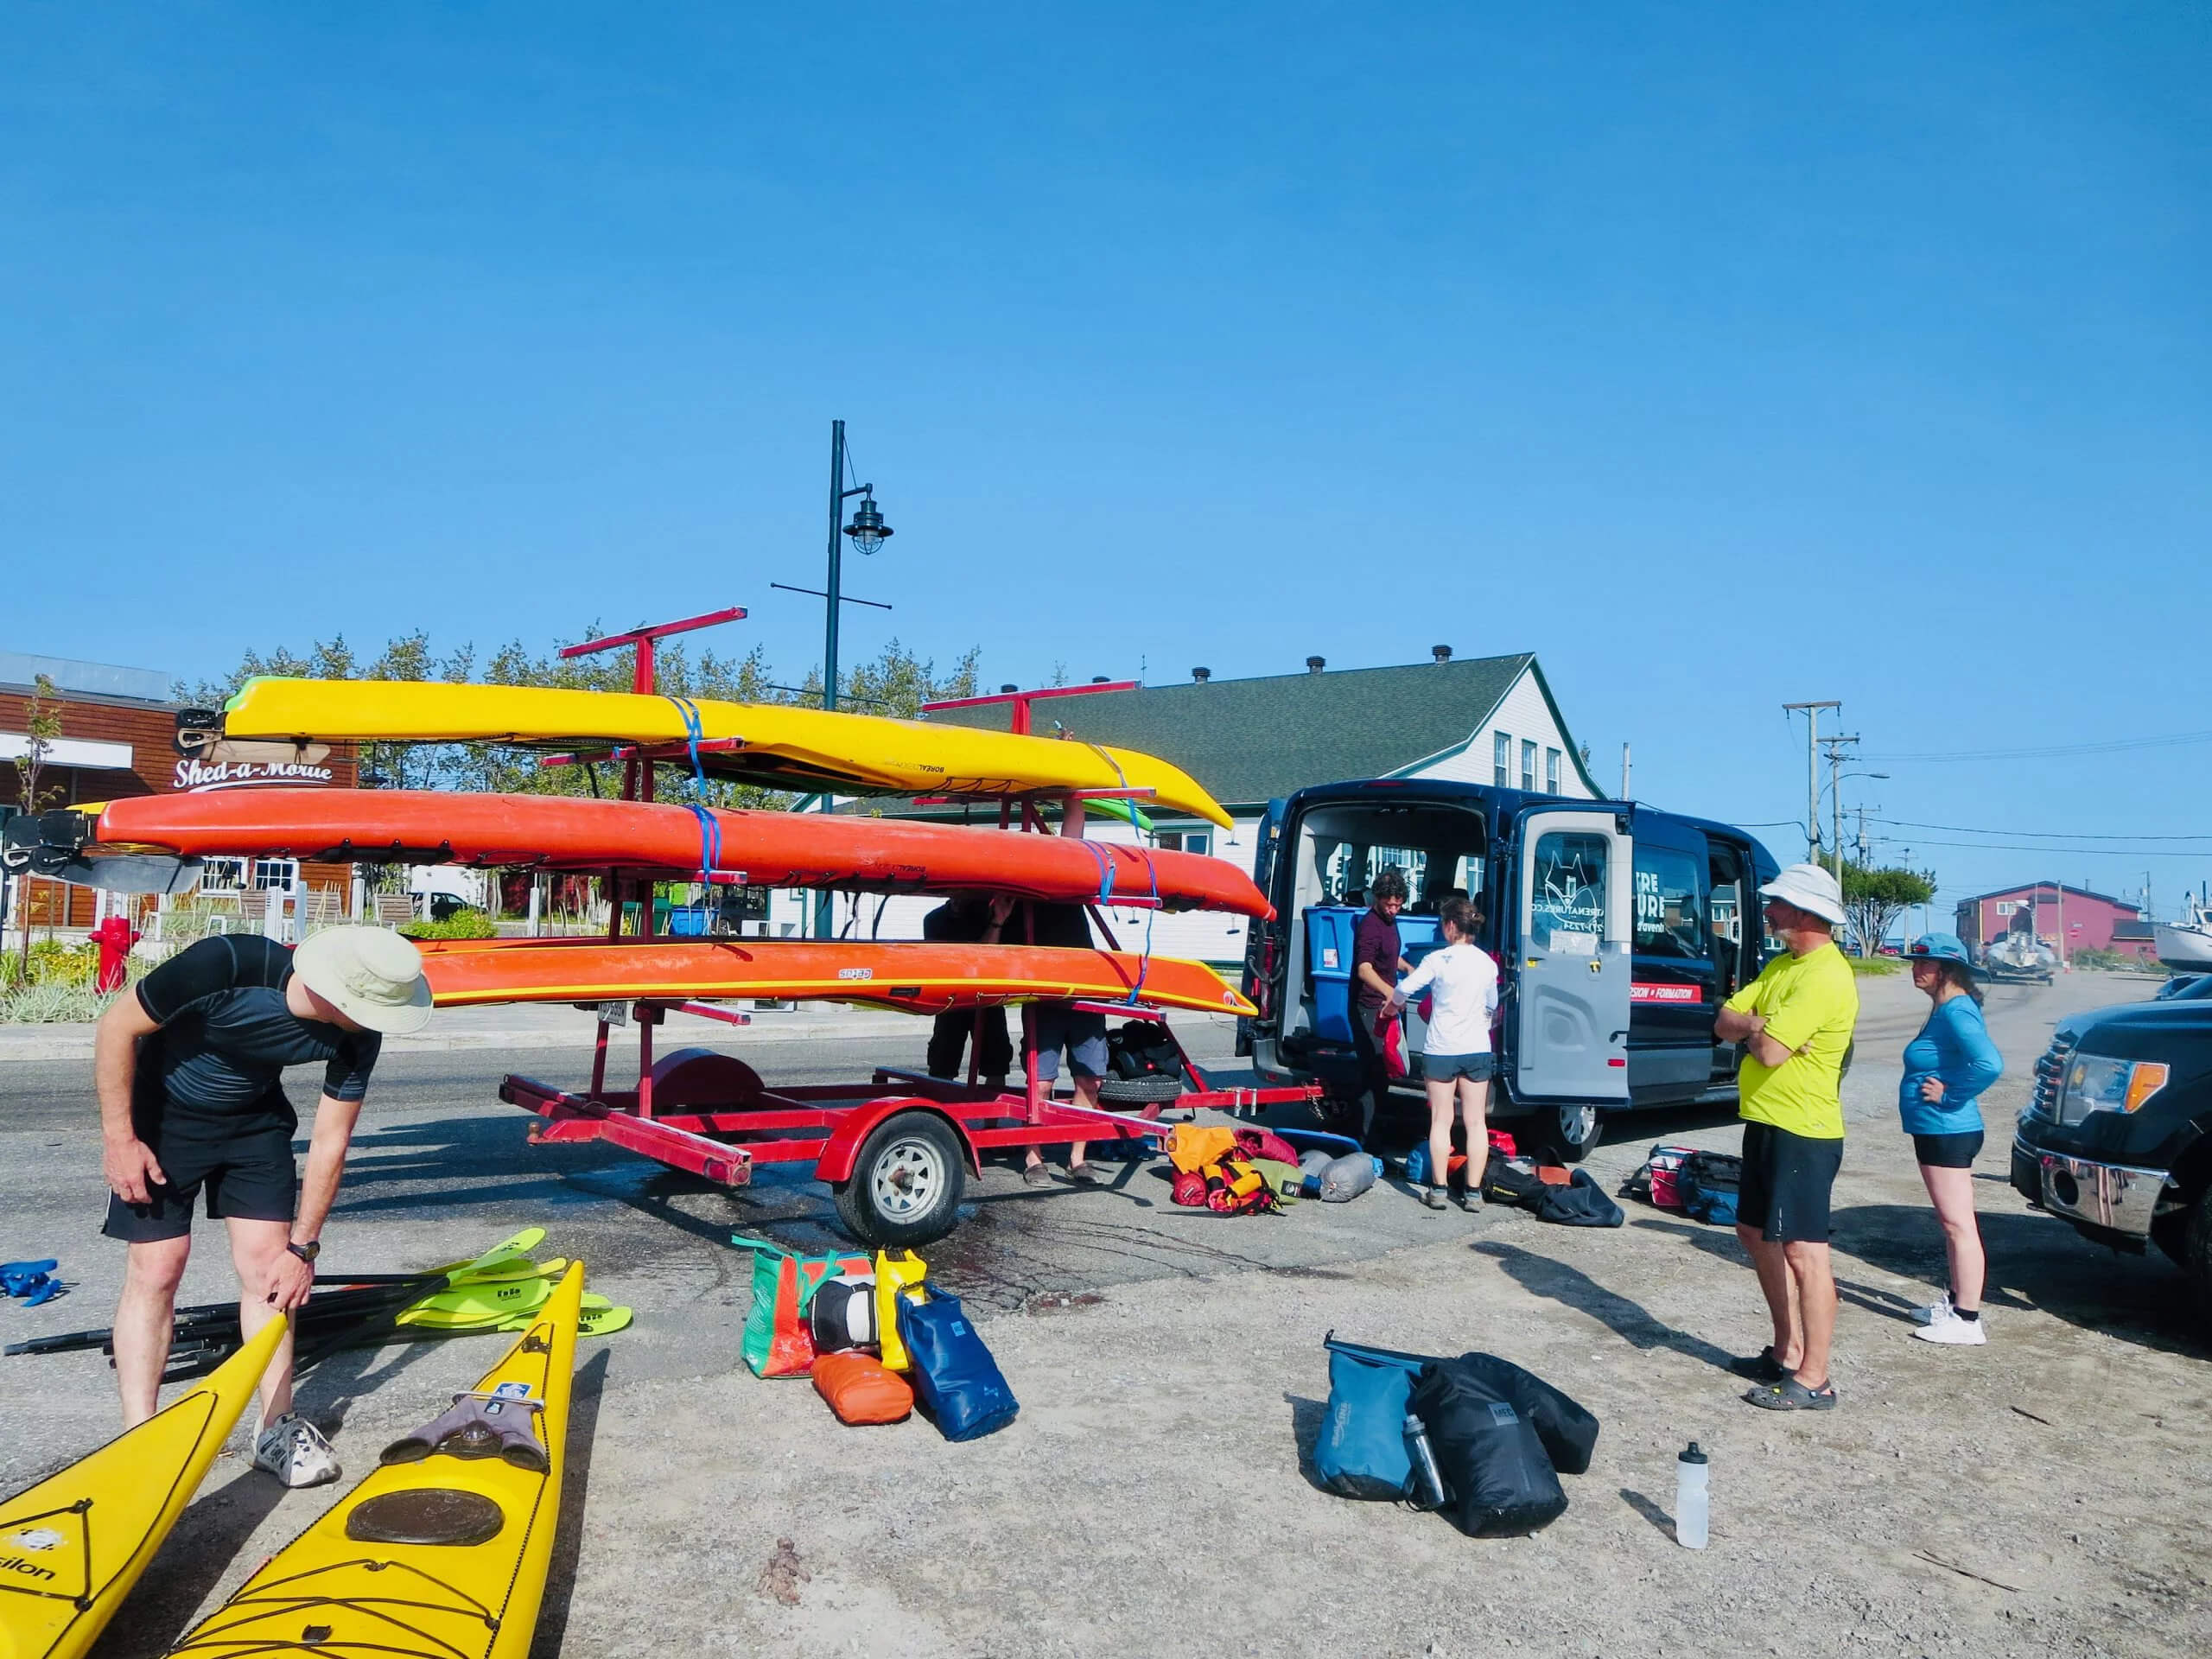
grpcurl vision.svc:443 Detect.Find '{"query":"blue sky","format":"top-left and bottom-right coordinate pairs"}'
top-left (4, 5), bottom-right (2207, 921)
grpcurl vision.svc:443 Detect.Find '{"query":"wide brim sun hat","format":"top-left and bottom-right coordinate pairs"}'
top-left (291, 925), bottom-right (435, 1034)
top-left (1757, 862), bottom-right (1847, 928)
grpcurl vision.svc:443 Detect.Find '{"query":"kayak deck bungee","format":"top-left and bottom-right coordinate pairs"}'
top-left (0, 1316), bottom-right (287, 1659)
top-left (165, 1264), bottom-right (584, 1659)
top-left (200, 677), bottom-right (1235, 828)
top-left (33, 788), bottom-right (1270, 916)
top-left (415, 937), bottom-right (1257, 1018)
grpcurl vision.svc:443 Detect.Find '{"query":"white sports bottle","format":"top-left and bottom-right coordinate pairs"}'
top-left (1675, 1442), bottom-right (1708, 1548)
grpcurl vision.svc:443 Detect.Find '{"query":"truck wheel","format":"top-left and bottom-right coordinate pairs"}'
top-left (833, 1111), bottom-right (967, 1249)
top-left (2183, 1184), bottom-right (2212, 1329)
top-left (1529, 1103), bottom-right (1602, 1165)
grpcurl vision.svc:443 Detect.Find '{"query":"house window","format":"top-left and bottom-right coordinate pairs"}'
top-left (251, 859), bottom-right (299, 892)
top-left (1995, 901), bottom-right (2017, 917)
top-left (199, 857), bottom-right (247, 893)
top-left (1520, 740), bottom-right (1537, 792)
top-left (1493, 733), bottom-right (1511, 788)
top-left (1546, 748), bottom-right (1561, 795)
top-left (1155, 830), bottom-right (1211, 855)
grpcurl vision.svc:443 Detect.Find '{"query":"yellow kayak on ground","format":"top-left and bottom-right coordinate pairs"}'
top-left (0, 1315), bottom-right (286, 1659)
top-left (164, 1263), bottom-right (583, 1659)
top-left (208, 677), bottom-right (1234, 828)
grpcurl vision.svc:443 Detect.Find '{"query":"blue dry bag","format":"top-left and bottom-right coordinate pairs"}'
top-left (1316, 1334), bottom-right (1439, 1500)
top-left (895, 1293), bottom-right (1020, 1442)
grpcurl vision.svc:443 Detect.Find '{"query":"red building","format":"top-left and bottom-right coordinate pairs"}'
top-left (3, 651), bottom-right (355, 934)
top-left (1955, 882), bottom-right (2151, 960)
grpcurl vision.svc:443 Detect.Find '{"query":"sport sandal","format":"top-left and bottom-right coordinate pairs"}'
top-left (1742, 1376), bottom-right (1838, 1411)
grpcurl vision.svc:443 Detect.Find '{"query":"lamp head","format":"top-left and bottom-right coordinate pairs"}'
top-left (843, 493), bottom-right (892, 555)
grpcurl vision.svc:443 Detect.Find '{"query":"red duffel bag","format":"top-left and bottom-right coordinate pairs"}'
top-left (814, 1351), bottom-right (915, 1426)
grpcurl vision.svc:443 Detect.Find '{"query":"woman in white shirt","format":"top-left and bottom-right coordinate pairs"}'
top-left (1385, 896), bottom-right (1500, 1211)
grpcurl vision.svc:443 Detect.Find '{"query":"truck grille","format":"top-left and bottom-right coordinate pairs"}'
top-left (2030, 1038), bottom-right (2069, 1122)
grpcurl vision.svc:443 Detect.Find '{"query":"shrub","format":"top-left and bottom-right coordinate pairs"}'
top-left (399, 910), bottom-right (498, 941)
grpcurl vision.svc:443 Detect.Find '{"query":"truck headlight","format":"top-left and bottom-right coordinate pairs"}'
top-left (2059, 1056), bottom-right (2170, 1124)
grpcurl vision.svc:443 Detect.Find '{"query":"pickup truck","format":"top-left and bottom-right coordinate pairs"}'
top-left (2011, 993), bottom-right (2212, 1321)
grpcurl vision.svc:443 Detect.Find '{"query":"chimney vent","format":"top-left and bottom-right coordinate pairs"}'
top-left (1306, 656), bottom-right (1326, 675)
top-left (1192, 666), bottom-right (1211, 683)
top-left (1432, 645), bottom-right (1452, 664)
top-left (999, 683), bottom-right (1018, 694)
top-left (1090, 675), bottom-right (1109, 683)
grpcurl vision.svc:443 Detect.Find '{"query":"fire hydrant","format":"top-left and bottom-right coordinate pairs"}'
top-left (90, 914), bottom-right (141, 994)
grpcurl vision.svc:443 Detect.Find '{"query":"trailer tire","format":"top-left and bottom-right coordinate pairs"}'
top-left (1096, 1072), bottom-right (1185, 1105)
top-left (834, 1111), bottom-right (968, 1249)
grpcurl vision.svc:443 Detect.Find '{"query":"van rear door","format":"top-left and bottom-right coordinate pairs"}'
top-left (1236, 798), bottom-right (1289, 1058)
top-left (1511, 807), bottom-right (1632, 1105)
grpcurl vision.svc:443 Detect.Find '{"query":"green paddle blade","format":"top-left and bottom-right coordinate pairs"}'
top-left (396, 1275), bottom-right (554, 1329)
top-left (431, 1227), bottom-right (550, 1284)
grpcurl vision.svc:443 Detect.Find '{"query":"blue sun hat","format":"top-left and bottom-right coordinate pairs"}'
top-left (1904, 931), bottom-right (1973, 967)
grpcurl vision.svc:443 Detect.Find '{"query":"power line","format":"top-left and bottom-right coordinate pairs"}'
top-left (1863, 728), bottom-right (2212, 764)
top-left (1869, 835), bottom-right (2212, 859)
top-left (1877, 816), bottom-right (2212, 843)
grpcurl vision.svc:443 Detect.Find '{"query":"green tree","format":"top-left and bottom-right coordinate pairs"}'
top-left (1841, 863), bottom-right (1936, 957)
top-left (7, 675), bottom-right (65, 977)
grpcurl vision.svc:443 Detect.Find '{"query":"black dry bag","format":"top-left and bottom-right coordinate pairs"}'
top-left (1408, 1357), bottom-right (1568, 1536)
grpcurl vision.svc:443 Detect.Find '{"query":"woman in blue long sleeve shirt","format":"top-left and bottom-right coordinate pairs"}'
top-left (1898, 932), bottom-right (2004, 1345)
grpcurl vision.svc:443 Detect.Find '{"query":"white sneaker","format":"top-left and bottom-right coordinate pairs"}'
top-left (254, 1412), bottom-right (342, 1487)
top-left (1910, 1294), bottom-right (1953, 1326)
top-left (1912, 1309), bottom-right (1987, 1346)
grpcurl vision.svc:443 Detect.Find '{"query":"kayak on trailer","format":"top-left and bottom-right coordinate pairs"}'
top-left (416, 937), bottom-right (1257, 1018)
top-left (0, 1316), bottom-right (287, 1659)
top-left (193, 677), bottom-right (1235, 827)
top-left (20, 789), bottom-right (1270, 917)
top-left (164, 1263), bottom-right (584, 1659)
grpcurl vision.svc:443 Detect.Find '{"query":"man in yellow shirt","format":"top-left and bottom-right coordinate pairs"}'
top-left (1713, 863), bottom-right (1858, 1411)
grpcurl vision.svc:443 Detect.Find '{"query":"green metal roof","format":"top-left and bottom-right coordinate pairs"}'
top-left (919, 652), bottom-right (1592, 812)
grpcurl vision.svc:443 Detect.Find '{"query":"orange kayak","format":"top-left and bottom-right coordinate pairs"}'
top-left (54, 790), bottom-right (1270, 917)
top-left (416, 937), bottom-right (1256, 1018)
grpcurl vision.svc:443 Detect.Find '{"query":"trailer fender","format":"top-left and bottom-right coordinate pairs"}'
top-left (815, 1097), bottom-right (984, 1184)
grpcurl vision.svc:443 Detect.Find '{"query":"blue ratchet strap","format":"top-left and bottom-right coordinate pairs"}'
top-left (1077, 741), bottom-right (1162, 1005)
top-left (666, 696), bottom-right (720, 907)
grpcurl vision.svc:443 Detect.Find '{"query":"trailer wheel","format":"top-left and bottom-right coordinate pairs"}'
top-left (1529, 1103), bottom-right (1602, 1165)
top-left (834, 1111), bottom-right (967, 1248)
top-left (1096, 1072), bottom-right (1185, 1105)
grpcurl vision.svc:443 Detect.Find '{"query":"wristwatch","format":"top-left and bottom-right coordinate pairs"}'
top-left (285, 1239), bottom-right (321, 1265)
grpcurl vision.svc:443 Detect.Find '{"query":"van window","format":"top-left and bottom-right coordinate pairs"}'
top-left (1633, 846), bottom-right (1707, 960)
top-left (1529, 831), bottom-right (1608, 950)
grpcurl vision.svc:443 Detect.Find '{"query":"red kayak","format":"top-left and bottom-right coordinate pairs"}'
top-left (54, 790), bottom-right (1270, 917)
top-left (416, 937), bottom-right (1255, 1017)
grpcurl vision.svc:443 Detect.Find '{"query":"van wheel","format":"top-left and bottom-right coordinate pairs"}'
top-left (833, 1111), bottom-right (967, 1248)
top-left (1530, 1103), bottom-right (1602, 1165)
top-left (2183, 1184), bottom-right (2212, 1332)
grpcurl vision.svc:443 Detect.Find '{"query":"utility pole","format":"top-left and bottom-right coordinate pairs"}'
top-left (1819, 732), bottom-right (1859, 887)
top-left (1620, 742), bottom-right (1631, 801)
top-left (1783, 701), bottom-right (1841, 866)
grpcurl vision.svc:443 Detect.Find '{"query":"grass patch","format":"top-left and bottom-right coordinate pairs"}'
top-left (1848, 955), bottom-right (1901, 976)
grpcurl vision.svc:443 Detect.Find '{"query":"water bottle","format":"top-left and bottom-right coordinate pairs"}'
top-left (1403, 1414), bottom-right (1449, 1511)
top-left (1675, 1442), bottom-right (1708, 1548)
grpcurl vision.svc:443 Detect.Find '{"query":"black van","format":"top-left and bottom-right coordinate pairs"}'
top-left (1238, 779), bottom-right (1782, 1161)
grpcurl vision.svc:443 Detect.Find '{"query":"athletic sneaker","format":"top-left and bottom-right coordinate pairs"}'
top-left (254, 1413), bottom-right (342, 1488)
top-left (1910, 1294), bottom-right (1954, 1326)
top-left (1421, 1185), bottom-right (1448, 1210)
top-left (1912, 1309), bottom-right (1988, 1346)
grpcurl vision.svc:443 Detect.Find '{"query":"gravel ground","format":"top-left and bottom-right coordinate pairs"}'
top-left (3, 976), bottom-right (2205, 1657)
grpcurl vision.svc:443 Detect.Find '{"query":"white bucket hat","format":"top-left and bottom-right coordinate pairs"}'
top-left (1758, 862), bottom-right (1847, 928)
top-left (291, 925), bottom-right (435, 1034)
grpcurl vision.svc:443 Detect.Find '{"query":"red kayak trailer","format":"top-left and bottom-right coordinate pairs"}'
top-left (499, 992), bottom-right (1316, 1246)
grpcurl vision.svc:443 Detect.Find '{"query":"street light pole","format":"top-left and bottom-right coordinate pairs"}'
top-left (813, 419), bottom-right (893, 938)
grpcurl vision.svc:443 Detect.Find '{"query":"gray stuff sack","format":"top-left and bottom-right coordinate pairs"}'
top-left (1319, 1151), bottom-right (1379, 1203)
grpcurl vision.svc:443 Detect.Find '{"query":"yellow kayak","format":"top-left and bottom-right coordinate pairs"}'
top-left (207, 677), bottom-right (1233, 828)
top-left (0, 1315), bottom-right (286, 1659)
top-left (166, 1264), bottom-right (584, 1659)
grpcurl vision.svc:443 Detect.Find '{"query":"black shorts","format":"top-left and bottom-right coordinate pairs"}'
top-left (1911, 1129), bottom-right (1985, 1169)
top-left (1422, 1052), bottom-right (1494, 1084)
top-left (1736, 1121), bottom-right (1843, 1243)
top-left (102, 1123), bottom-right (297, 1243)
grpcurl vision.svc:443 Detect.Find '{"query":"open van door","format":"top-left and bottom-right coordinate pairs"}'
top-left (1512, 807), bottom-right (1632, 1118)
top-left (1236, 798), bottom-right (1289, 1058)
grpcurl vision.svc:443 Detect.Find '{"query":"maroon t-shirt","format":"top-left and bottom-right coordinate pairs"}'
top-left (1352, 908), bottom-right (1402, 1009)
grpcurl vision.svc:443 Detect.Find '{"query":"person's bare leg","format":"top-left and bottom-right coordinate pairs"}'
top-left (1735, 1225), bottom-right (1802, 1370)
top-left (1459, 1079), bottom-right (1491, 1189)
top-left (114, 1236), bottom-right (192, 1427)
top-left (1068, 1074), bottom-right (1102, 1169)
top-left (226, 1217), bottom-right (297, 1427)
top-left (1783, 1240), bottom-right (1837, 1387)
top-left (1920, 1164), bottom-right (1986, 1312)
top-left (1424, 1078), bottom-right (1454, 1188)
